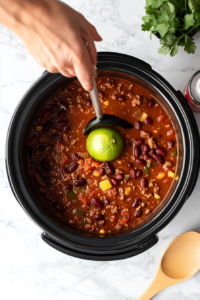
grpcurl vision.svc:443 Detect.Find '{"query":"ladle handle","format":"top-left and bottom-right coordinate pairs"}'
top-left (137, 270), bottom-right (177, 300)
top-left (89, 77), bottom-right (103, 119)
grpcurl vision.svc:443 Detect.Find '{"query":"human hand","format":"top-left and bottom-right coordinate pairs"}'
top-left (0, 0), bottom-right (102, 91)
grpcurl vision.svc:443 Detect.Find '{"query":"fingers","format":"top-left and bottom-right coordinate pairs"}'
top-left (82, 30), bottom-right (97, 66)
top-left (84, 18), bottom-right (102, 42)
top-left (73, 45), bottom-right (94, 91)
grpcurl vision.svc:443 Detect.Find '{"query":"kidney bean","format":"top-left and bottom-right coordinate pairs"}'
top-left (29, 135), bottom-right (39, 147)
top-left (64, 125), bottom-right (70, 132)
top-left (74, 179), bottom-right (86, 186)
top-left (60, 101), bottom-right (68, 110)
top-left (105, 199), bottom-right (110, 205)
top-left (142, 144), bottom-right (149, 153)
top-left (105, 162), bottom-right (114, 175)
top-left (156, 147), bottom-right (166, 156)
top-left (130, 169), bottom-right (136, 179)
top-left (126, 141), bottom-right (132, 146)
top-left (143, 154), bottom-right (151, 160)
top-left (99, 168), bottom-right (105, 176)
top-left (95, 214), bottom-right (104, 220)
top-left (152, 153), bottom-right (164, 164)
top-left (144, 117), bottom-right (152, 125)
top-left (72, 153), bottom-right (82, 161)
top-left (57, 110), bottom-right (66, 120)
top-left (134, 146), bottom-right (140, 158)
top-left (148, 100), bottom-right (154, 107)
top-left (118, 96), bottom-right (126, 102)
top-left (68, 162), bottom-right (78, 173)
top-left (43, 121), bottom-right (52, 132)
top-left (168, 140), bottom-right (174, 148)
top-left (41, 158), bottom-right (51, 171)
top-left (110, 178), bottom-right (119, 186)
top-left (56, 205), bottom-right (65, 212)
top-left (56, 120), bottom-right (69, 127)
top-left (158, 134), bottom-right (162, 139)
top-left (149, 149), bottom-right (155, 155)
top-left (132, 198), bottom-right (141, 208)
top-left (136, 170), bottom-right (142, 178)
top-left (136, 159), bottom-right (146, 165)
top-left (128, 162), bottom-right (133, 168)
top-left (86, 100), bottom-right (92, 106)
top-left (65, 184), bottom-right (73, 190)
top-left (91, 198), bottom-right (103, 208)
top-left (134, 121), bottom-right (142, 130)
top-left (141, 178), bottom-right (148, 188)
top-left (62, 167), bottom-right (69, 176)
top-left (134, 210), bottom-right (142, 218)
top-left (133, 139), bottom-right (144, 147)
top-left (114, 174), bottom-right (124, 181)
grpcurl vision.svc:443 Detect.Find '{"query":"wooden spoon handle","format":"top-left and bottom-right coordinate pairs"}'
top-left (137, 273), bottom-right (176, 300)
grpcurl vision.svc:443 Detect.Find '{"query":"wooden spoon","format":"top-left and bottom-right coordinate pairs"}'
top-left (137, 231), bottom-right (200, 300)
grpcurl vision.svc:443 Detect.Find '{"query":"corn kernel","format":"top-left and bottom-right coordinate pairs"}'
top-left (100, 229), bottom-right (105, 234)
top-left (95, 66), bottom-right (97, 70)
top-left (168, 171), bottom-right (175, 178)
top-left (104, 100), bottom-right (109, 106)
top-left (141, 112), bottom-right (148, 121)
top-left (52, 129), bottom-right (57, 133)
top-left (99, 179), bottom-right (112, 191)
top-left (93, 170), bottom-right (99, 177)
top-left (154, 130), bottom-right (158, 133)
top-left (35, 125), bottom-right (43, 132)
top-left (121, 103), bottom-right (125, 105)
top-left (157, 172), bottom-right (165, 179)
top-left (117, 160), bottom-right (122, 164)
top-left (175, 175), bottom-right (179, 181)
top-left (125, 187), bottom-right (131, 196)
top-left (154, 193), bottom-right (160, 199)
top-left (77, 130), bottom-right (79, 133)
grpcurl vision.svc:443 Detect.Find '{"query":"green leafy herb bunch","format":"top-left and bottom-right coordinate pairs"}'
top-left (141, 0), bottom-right (200, 56)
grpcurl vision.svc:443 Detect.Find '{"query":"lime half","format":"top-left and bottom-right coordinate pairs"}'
top-left (86, 127), bottom-right (124, 162)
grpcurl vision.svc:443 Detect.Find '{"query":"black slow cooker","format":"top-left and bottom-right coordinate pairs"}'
top-left (6, 52), bottom-right (200, 260)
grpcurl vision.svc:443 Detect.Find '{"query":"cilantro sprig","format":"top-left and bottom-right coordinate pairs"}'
top-left (141, 0), bottom-right (200, 56)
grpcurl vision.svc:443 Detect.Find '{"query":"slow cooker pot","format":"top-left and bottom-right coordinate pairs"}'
top-left (6, 52), bottom-right (200, 260)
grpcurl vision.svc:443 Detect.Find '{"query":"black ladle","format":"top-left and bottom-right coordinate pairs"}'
top-left (83, 77), bottom-right (133, 135)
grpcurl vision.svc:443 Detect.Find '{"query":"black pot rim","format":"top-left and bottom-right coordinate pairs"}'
top-left (5, 52), bottom-right (200, 259)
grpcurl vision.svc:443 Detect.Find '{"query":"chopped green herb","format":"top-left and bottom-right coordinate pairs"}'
top-left (73, 186), bottom-right (86, 194)
top-left (66, 190), bottom-right (76, 199)
top-left (171, 149), bottom-right (177, 157)
top-left (124, 174), bottom-right (130, 183)
top-left (144, 166), bottom-right (150, 176)
top-left (147, 160), bottom-right (153, 168)
top-left (73, 199), bottom-right (77, 204)
top-left (80, 219), bottom-right (85, 224)
top-left (73, 209), bottom-right (85, 217)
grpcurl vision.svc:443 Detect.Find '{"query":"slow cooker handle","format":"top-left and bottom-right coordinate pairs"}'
top-left (41, 232), bottom-right (158, 260)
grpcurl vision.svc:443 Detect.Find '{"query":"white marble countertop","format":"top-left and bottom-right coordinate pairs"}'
top-left (1, 0), bottom-right (200, 299)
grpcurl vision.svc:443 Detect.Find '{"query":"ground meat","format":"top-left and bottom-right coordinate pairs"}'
top-left (99, 220), bottom-right (105, 226)
top-left (86, 218), bottom-right (92, 224)
top-left (119, 187), bottom-right (125, 200)
top-left (153, 186), bottom-right (160, 193)
top-left (71, 172), bottom-right (78, 180)
top-left (132, 95), bottom-right (141, 107)
top-left (111, 205), bottom-right (118, 214)
top-left (71, 138), bottom-right (79, 146)
top-left (116, 169), bottom-right (123, 174)
top-left (85, 224), bottom-right (92, 229)
top-left (115, 223), bottom-right (122, 230)
top-left (145, 209), bottom-right (151, 215)
top-left (149, 179), bottom-right (156, 187)
top-left (99, 93), bottom-right (104, 101)
top-left (141, 131), bottom-right (157, 148)
top-left (163, 162), bottom-right (172, 172)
